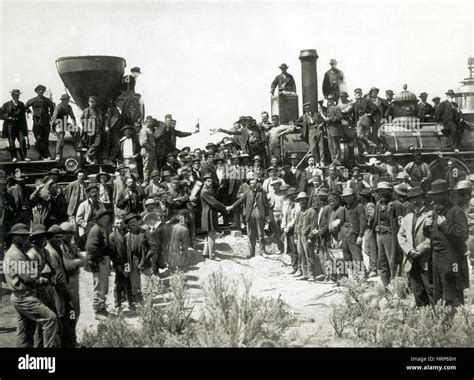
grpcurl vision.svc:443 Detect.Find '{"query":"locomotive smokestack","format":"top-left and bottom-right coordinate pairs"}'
top-left (299, 49), bottom-right (319, 113)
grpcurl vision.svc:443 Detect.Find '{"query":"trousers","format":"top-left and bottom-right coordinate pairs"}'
top-left (376, 231), bottom-right (397, 286)
top-left (247, 208), bottom-right (266, 257)
top-left (92, 258), bottom-right (110, 312)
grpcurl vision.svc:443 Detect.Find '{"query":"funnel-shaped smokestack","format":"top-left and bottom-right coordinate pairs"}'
top-left (56, 56), bottom-right (126, 110)
top-left (299, 49), bottom-right (319, 113)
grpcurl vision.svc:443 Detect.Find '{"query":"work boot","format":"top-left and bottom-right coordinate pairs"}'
top-left (289, 267), bottom-right (298, 275)
top-left (293, 270), bottom-right (303, 277)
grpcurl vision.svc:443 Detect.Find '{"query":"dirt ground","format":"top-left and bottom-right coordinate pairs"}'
top-left (1, 232), bottom-right (356, 347)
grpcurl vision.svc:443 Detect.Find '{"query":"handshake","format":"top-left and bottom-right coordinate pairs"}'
top-left (225, 205), bottom-right (234, 212)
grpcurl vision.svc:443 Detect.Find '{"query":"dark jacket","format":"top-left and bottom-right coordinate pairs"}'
top-left (85, 223), bottom-right (113, 272)
top-left (200, 187), bottom-right (227, 232)
top-left (435, 100), bottom-right (461, 124)
top-left (105, 106), bottom-right (124, 133)
top-left (343, 202), bottom-right (367, 237)
top-left (1, 100), bottom-right (28, 138)
top-left (154, 122), bottom-right (192, 152)
top-left (322, 68), bottom-right (344, 98)
top-left (116, 189), bottom-right (143, 214)
top-left (271, 73), bottom-right (296, 94)
top-left (232, 187), bottom-right (270, 223)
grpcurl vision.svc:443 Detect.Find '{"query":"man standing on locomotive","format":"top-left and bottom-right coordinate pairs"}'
top-left (25, 85), bottom-right (55, 160)
top-left (435, 89), bottom-right (464, 153)
top-left (51, 94), bottom-right (77, 161)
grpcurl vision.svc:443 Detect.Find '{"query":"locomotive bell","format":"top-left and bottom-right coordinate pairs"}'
top-left (392, 84), bottom-right (418, 119)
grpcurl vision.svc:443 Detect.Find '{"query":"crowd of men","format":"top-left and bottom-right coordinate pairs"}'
top-left (1, 71), bottom-right (472, 348)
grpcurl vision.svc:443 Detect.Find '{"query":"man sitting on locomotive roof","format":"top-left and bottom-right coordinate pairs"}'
top-left (271, 63), bottom-right (296, 95)
top-left (434, 89), bottom-right (464, 153)
top-left (121, 66), bottom-right (141, 94)
top-left (267, 115), bottom-right (297, 161)
top-left (26, 84), bottom-right (55, 160)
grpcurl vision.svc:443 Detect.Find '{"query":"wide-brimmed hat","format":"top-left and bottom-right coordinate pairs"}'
top-left (296, 192), bottom-right (309, 200)
top-left (317, 187), bottom-right (329, 196)
top-left (445, 90), bottom-right (455, 96)
top-left (95, 209), bottom-right (113, 220)
top-left (427, 179), bottom-right (450, 195)
top-left (385, 89), bottom-right (394, 95)
top-left (8, 223), bottom-right (30, 236)
top-left (419, 92), bottom-right (428, 98)
top-left (395, 172), bottom-right (410, 180)
top-left (266, 166), bottom-right (278, 172)
top-left (47, 224), bottom-right (64, 236)
top-left (59, 94), bottom-right (70, 100)
top-left (376, 182), bottom-right (393, 191)
top-left (150, 170), bottom-right (161, 178)
top-left (342, 188), bottom-right (354, 197)
top-left (204, 151), bottom-right (214, 158)
top-left (96, 171), bottom-right (111, 183)
top-left (454, 180), bottom-right (472, 191)
top-left (279, 63), bottom-right (289, 69)
top-left (34, 84), bottom-right (46, 93)
top-left (121, 125), bottom-right (134, 132)
top-left (201, 173), bottom-right (213, 181)
top-left (29, 224), bottom-right (50, 238)
top-left (86, 184), bottom-right (99, 192)
top-left (123, 213), bottom-right (141, 224)
top-left (407, 187), bottom-right (424, 198)
top-left (145, 198), bottom-right (157, 206)
top-left (285, 187), bottom-right (299, 197)
top-left (359, 188), bottom-right (372, 198)
top-left (394, 183), bottom-right (411, 196)
top-left (10, 89), bottom-right (22, 95)
top-left (328, 192), bottom-right (341, 201)
top-left (59, 222), bottom-right (75, 233)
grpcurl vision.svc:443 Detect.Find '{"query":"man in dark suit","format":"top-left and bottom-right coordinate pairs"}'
top-left (270, 63), bottom-right (296, 95)
top-left (116, 176), bottom-right (143, 215)
top-left (289, 153), bottom-right (304, 189)
top-left (25, 85), bottom-right (54, 160)
top-left (6, 177), bottom-right (32, 226)
top-left (296, 102), bottom-right (326, 165)
top-left (82, 96), bottom-right (104, 164)
top-left (200, 173), bottom-right (228, 260)
top-left (434, 90), bottom-right (464, 152)
top-left (230, 177), bottom-right (270, 257)
top-left (51, 93), bottom-right (77, 160)
top-left (1, 89), bottom-right (29, 162)
top-left (322, 59), bottom-right (344, 100)
top-left (200, 151), bottom-right (219, 191)
top-left (381, 89), bottom-right (394, 120)
top-left (104, 98), bottom-right (125, 164)
top-left (416, 92), bottom-right (434, 123)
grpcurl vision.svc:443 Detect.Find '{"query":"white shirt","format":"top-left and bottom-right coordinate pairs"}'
top-left (122, 138), bottom-right (134, 159)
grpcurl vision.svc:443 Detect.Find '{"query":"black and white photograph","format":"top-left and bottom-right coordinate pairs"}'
top-left (0, 0), bottom-right (473, 377)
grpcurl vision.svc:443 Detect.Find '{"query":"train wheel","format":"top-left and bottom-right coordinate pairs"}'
top-left (428, 156), bottom-right (469, 181)
top-left (64, 157), bottom-right (79, 173)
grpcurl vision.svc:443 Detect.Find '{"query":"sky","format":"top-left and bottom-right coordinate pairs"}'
top-left (1, 0), bottom-right (473, 149)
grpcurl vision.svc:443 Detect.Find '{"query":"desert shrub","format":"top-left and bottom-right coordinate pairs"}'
top-left (193, 270), bottom-right (295, 347)
top-left (328, 275), bottom-right (474, 347)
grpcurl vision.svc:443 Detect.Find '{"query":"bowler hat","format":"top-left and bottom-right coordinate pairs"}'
top-left (59, 222), bottom-right (75, 233)
top-left (454, 180), bottom-right (472, 191)
top-left (296, 192), bottom-right (309, 200)
top-left (206, 142), bottom-right (217, 149)
top-left (427, 179), bottom-right (450, 195)
top-left (419, 92), bottom-right (428, 98)
top-left (35, 85), bottom-right (46, 93)
top-left (130, 67), bottom-right (141, 73)
top-left (329, 59), bottom-right (338, 65)
top-left (432, 96), bottom-right (441, 101)
top-left (201, 173), bottom-right (213, 181)
top-left (96, 171), bottom-right (111, 183)
top-left (445, 90), bottom-right (455, 96)
top-left (10, 89), bottom-right (22, 95)
top-left (59, 94), bottom-right (70, 100)
top-left (123, 213), bottom-right (141, 224)
top-left (385, 89), bottom-right (394, 95)
top-left (342, 188), bottom-right (354, 197)
top-left (8, 223), bottom-right (30, 235)
top-left (279, 63), bottom-right (289, 69)
top-left (407, 186), bottom-right (424, 198)
top-left (121, 125), bottom-right (134, 132)
top-left (340, 91), bottom-right (349, 97)
top-left (95, 209), bottom-right (113, 220)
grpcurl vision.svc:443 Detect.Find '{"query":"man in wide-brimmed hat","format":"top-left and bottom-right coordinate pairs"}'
top-left (271, 63), bottom-right (296, 95)
top-left (4, 223), bottom-right (61, 347)
top-left (434, 90), bottom-right (463, 152)
top-left (51, 93), bottom-right (77, 160)
top-left (296, 101), bottom-right (325, 166)
top-left (85, 208), bottom-right (114, 318)
top-left (1, 89), bottom-right (30, 162)
top-left (25, 85), bottom-right (54, 160)
top-left (425, 179), bottom-right (469, 307)
top-left (397, 186), bottom-right (433, 307)
top-left (6, 174), bottom-right (33, 226)
top-left (96, 171), bottom-right (113, 210)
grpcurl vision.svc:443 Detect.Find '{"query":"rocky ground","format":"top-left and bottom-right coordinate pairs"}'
top-left (1, 232), bottom-right (362, 347)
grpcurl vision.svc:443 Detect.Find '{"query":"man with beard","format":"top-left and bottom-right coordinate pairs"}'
top-left (51, 94), bottom-right (77, 160)
top-left (281, 187), bottom-right (300, 273)
top-left (45, 225), bottom-right (74, 347)
top-left (340, 188), bottom-right (367, 278)
top-left (398, 187), bottom-right (433, 306)
top-left (373, 182), bottom-right (399, 286)
top-left (6, 176), bottom-right (32, 226)
top-left (426, 179), bottom-right (469, 307)
top-left (404, 150), bottom-right (432, 191)
top-left (435, 90), bottom-right (464, 153)
top-left (326, 192), bottom-right (346, 281)
top-left (65, 169), bottom-right (88, 227)
top-left (5, 224), bottom-right (60, 347)
top-left (104, 98), bottom-right (125, 164)
top-left (25, 85), bottom-right (54, 160)
top-left (359, 188), bottom-right (377, 278)
top-left (229, 176), bottom-right (270, 257)
top-left (200, 174), bottom-right (228, 260)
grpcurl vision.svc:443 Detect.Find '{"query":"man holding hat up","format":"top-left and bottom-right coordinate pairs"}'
top-left (26, 85), bottom-right (54, 160)
top-left (4, 224), bottom-right (60, 347)
top-left (1, 89), bottom-right (29, 162)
